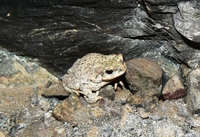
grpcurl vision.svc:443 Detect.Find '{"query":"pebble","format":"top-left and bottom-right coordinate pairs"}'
top-left (114, 87), bottom-right (131, 104)
top-left (137, 107), bottom-right (149, 119)
top-left (39, 99), bottom-right (51, 112)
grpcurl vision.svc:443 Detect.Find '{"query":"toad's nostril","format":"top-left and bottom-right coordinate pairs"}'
top-left (105, 70), bottom-right (113, 74)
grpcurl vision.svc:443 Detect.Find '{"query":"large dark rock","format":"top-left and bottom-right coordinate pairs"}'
top-left (0, 0), bottom-right (199, 76)
top-left (173, 1), bottom-right (200, 43)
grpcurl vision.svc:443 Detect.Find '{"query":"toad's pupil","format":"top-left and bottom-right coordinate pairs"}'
top-left (106, 70), bottom-right (113, 74)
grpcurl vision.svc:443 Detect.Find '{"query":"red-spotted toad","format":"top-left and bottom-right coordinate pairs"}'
top-left (62, 53), bottom-right (127, 103)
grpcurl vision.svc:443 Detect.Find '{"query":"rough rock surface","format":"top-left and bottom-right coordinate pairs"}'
top-left (0, 48), bottom-right (200, 136)
top-left (125, 58), bottom-right (163, 110)
top-left (0, 50), bottom-right (64, 136)
top-left (0, 0), bottom-right (199, 76)
top-left (1, 0), bottom-right (200, 136)
top-left (126, 58), bottom-right (163, 95)
top-left (173, 1), bottom-right (200, 43)
top-left (52, 93), bottom-right (84, 125)
top-left (42, 81), bottom-right (70, 97)
top-left (186, 68), bottom-right (200, 114)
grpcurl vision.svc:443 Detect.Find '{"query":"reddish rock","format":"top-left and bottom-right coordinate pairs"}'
top-left (162, 75), bottom-right (186, 100)
top-left (125, 58), bottom-right (163, 110)
top-left (125, 58), bottom-right (163, 97)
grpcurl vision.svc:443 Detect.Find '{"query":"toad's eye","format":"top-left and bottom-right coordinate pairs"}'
top-left (105, 70), bottom-right (113, 74)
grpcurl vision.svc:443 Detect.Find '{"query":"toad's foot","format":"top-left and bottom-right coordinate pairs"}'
top-left (84, 91), bottom-right (103, 103)
top-left (114, 80), bottom-right (124, 90)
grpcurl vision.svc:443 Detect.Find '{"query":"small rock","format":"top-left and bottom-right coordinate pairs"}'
top-left (98, 98), bottom-right (122, 117)
top-left (30, 86), bottom-right (39, 107)
top-left (13, 119), bottom-right (67, 137)
top-left (44, 111), bottom-right (53, 125)
top-left (130, 94), bottom-right (159, 111)
top-left (53, 127), bottom-right (67, 137)
top-left (120, 104), bottom-right (133, 128)
top-left (52, 93), bottom-right (83, 125)
top-left (42, 81), bottom-right (70, 97)
top-left (39, 99), bottom-right (51, 112)
top-left (151, 100), bottom-right (190, 126)
top-left (186, 68), bottom-right (200, 113)
top-left (87, 127), bottom-right (100, 137)
top-left (137, 107), bottom-right (149, 119)
top-left (99, 85), bottom-right (116, 101)
top-left (152, 120), bottom-right (184, 137)
top-left (162, 75), bottom-right (186, 100)
top-left (114, 87), bottom-right (131, 104)
top-left (189, 115), bottom-right (200, 129)
top-left (90, 107), bottom-right (106, 118)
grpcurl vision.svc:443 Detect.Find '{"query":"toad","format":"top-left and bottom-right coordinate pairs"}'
top-left (62, 53), bottom-right (127, 103)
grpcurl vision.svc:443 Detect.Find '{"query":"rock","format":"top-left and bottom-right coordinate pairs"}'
top-left (98, 98), bottom-right (122, 117)
top-left (151, 100), bottom-right (191, 126)
top-left (42, 81), bottom-right (70, 97)
top-left (186, 68), bottom-right (200, 113)
top-left (99, 85), bottom-right (116, 101)
top-left (126, 58), bottom-right (163, 97)
top-left (125, 58), bottom-right (163, 110)
top-left (114, 87), bottom-right (131, 104)
top-left (162, 74), bottom-right (186, 100)
top-left (39, 99), bottom-right (51, 112)
top-left (0, 131), bottom-right (7, 137)
top-left (1, 1), bottom-right (200, 136)
top-left (53, 127), bottom-right (67, 137)
top-left (137, 107), bottom-right (149, 119)
top-left (142, 49), bottom-right (184, 78)
top-left (173, 1), bottom-right (200, 43)
top-left (188, 115), bottom-right (200, 133)
top-left (120, 104), bottom-right (134, 128)
top-left (0, 0), bottom-right (196, 76)
top-left (0, 50), bottom-right (58, 88)
top-left (13, 118), bottom-right (67, 137)
top-left (87, 127), bottom-right (100, 137)
top-left (159, 44), bottom-right (190, 68)
top-left (90, 107), bottom-right (106, 118)
top-left (152, 120), bottom-right (184, 137)
top-left (130, 95), bottom-right (159, 111)
top-left (0, 49), bottom-right (62, 136)
top-left (52, 93), bottom-right (83, 125)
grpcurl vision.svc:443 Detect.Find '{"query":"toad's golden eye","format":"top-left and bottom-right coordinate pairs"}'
top-left (105, 70), bottom-right (113, 74)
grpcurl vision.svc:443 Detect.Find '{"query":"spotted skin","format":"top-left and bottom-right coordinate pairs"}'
top-left (62, 53), bottom-right (127, 103)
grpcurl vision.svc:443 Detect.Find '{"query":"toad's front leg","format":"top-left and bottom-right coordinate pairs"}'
top-left (82, 89), bottom-right (103, 103)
